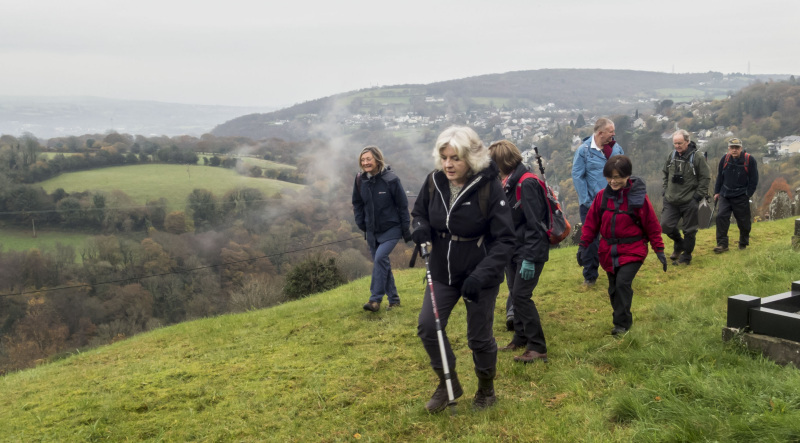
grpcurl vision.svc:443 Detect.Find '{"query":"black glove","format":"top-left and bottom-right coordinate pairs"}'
top-left (693, 194), bottom-right (703, 202)
top-left (402, 228), bottom-right (412, 243)
top-left (656, 252), bottom-right (667, 272)
top-left (576, 246), bottom-right (586, 267)
top-left (461, 275), bottom-right (481, 303)
top-left (411, 226), bottom-right (431, 246)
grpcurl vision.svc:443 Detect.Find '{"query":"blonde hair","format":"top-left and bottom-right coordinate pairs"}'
top-left (358, 145), bottom-right (385, 173)
top-left (433, 126), bottom-right (490, 175)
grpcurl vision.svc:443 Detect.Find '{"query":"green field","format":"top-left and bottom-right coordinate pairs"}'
top-left (0, 228), bottom-right (90, 254)
top-left (39, 164), bottom-right (304, 210)
top-left (198, 156), bottom-right (297, 171)
top-left (3, 218), bottom-right (800, 440)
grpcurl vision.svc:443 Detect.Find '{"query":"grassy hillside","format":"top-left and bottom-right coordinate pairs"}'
top-left (2, 218), bottom-right (800, 441)
top-left (0, 228), bottom-right (91, 254)
top-left (38, 164), bottom-right (304, 210)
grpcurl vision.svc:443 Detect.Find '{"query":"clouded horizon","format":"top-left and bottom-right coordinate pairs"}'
top-left (2, 0), bottom-right (798, 108)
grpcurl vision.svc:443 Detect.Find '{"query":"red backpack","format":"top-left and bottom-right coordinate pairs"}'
top-left (514, 172), bottom-right (571, 245)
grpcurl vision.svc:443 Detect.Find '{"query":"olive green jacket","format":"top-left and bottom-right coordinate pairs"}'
top-left (662, 143), bottom-right (711, 206)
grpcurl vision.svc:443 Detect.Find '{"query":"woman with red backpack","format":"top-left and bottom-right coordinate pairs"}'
top-left (578, 155), bottom-right (667, 336)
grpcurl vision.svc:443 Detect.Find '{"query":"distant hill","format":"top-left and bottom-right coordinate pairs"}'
top-left (0, 96), bottom-right (275, 139)
top-left (211, 69), bottom-right (787, 140)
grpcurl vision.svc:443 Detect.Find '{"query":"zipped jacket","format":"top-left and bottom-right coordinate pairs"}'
top-left (571, 137), bottom-right (624, 207)
top-left (411, 162), bottom-right (515, 288)
top-left (662, 142), bottom-right (710, 205)
top-left (714, 151), bottom-right (759, 198)
top-left (580, 176), bottom-right (664, 273)
top-left (502, 163), bottom-right (549, 264)
top-left (352, 166), bottom-right (410, 238)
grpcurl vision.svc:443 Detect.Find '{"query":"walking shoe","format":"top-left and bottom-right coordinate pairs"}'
top-left (676, 254), bottom-right (692, 266)
top-left (506, 316), bottom-right (514, 331)
top-left (611, 326), bottom-right (628, 336)
top-left (713, 245), bottom-right (729, 254)
top-left (362, 301), bottom-right (380, 312)
top-left (669, 247), bottom-right (683, 261)
top-left (473, 379), bottom-right (496, 410)
top-left (582, 279), bottom-right (596, 287)
top-left (499, 342), bottom-right (522, 352)
top-left (426, 370), bottom-right (463, 413)
top-left (738, 244), bottom-right (747, 250)
top-left (387, 302), bottom-right (401, 311)
top-left (514, 350), bottom-right (548, 363)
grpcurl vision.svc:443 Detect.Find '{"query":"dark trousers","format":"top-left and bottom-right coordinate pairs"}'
top-left (506, 260), bottom-right (547, 353)
top-left (417, 280), bottom-right (499, 380)
top-left (607, 261), bottom-right (642, 330)
top-left (716, 194), bottom-right (751, 247)
top-left (580, 204), bottom-right (600, 282)
top-left (661, 200), bottom-right (699, 255)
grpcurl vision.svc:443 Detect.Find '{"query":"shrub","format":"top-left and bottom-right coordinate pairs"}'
top-left (283, 254), bottom-right (345, 300)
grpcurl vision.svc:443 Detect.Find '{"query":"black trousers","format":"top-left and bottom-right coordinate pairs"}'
top-left (716, 194), bottom-right (751, 247)
top-left (661, 200), bottom-right (699, 255)
top-left (607, 261), bottom-right (642, 330)
top-left (505, 260), bottom-right (547, 353)
top-left (580, 204), bottom-right (600, 282)
top-left (417, 280), bottom-right (499, 380)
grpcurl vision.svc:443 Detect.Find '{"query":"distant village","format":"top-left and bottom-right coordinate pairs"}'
top-left (273, 96), bottom-right (800, 158)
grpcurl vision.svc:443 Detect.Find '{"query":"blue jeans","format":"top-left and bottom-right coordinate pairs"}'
top-left (580, 204), bottom-right (600, 282)
top-left (369, 237), bottom-right (400, 304)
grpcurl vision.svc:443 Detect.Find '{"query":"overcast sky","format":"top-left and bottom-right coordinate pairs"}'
top-left (2, 0), bottom-right (797, 108)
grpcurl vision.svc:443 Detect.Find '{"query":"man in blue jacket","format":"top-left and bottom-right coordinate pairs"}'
top-left (571, 118), bottom-right (624, 286)
top-left (713, 138), bottom-right (758, 253)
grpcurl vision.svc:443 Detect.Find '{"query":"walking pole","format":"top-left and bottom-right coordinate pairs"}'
top-left (420, 243), bottom-right (457, 415)
top-left (708, 197), bottom-right (718, 228)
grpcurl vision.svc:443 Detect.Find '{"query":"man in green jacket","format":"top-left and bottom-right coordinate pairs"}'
top-left (661, 129), bottom-right (710, 265)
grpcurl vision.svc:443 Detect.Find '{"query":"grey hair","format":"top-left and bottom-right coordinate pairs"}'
top-left (432, 126), bottom-right (490, 175)
top-left (358, 145), bottom-right (385, 173)
top-left (594, 117), bottom-right (614, 133)
top-left (672, 129), bottom-right (691, 142)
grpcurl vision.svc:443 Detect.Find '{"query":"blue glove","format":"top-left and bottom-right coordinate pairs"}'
top-left (656, 252), bottom-right (667, 272)
top-left (576, 246), bottom-right (586, 267)
top-left (461, 275), bottom-right (481, 303)
top-left (520, 260), bottom-right (536, 281)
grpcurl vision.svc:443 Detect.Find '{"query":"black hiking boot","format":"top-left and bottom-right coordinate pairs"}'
top-left (473, 378), bottom-right (496, 410)
top-left (713, 245), bottom-right (729, 254)
top-left (676, 253), bottom-right (692, 266)
top-left (363, 301), bottom-right (380, 312)
top-left (425, 369), bottom-right (463, 413)
top-left (669, 246), bottom-right (683, 261)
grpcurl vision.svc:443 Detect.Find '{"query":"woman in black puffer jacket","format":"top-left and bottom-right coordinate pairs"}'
top-left (410, 126), bottom-right (515, 413)
top-left (352, 146), bottom-right (411, 312)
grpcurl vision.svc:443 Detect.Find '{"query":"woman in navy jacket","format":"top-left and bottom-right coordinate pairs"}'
top-left (352, 146), bottom-right (411, 312)
top-left (411, 126), bottom-right (515, 412)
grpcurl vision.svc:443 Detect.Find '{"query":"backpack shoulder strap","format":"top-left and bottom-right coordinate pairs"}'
top-left (743, 153), bottom-right (751, 173)
top-left (427, 171), bottom-right (435, 202)
top-left (355, 172), bottom-right (362, 194)
top-left (514, 172), bottom-right (539, 203)
top-left (723, 153), bottom-right (731, 169)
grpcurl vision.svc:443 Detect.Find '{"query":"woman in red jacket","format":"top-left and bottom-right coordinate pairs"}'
top-left (578, 155), bottom-right (667, 335)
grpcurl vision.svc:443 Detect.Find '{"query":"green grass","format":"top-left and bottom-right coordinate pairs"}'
top-left (196, 155), bottom-right (297, 171)
top-left (3, 218), bottom-right (800, 441)
top-left (0, 228), bottom-right (90, 254)
top-left (38, 164), bottom-right (304, 211)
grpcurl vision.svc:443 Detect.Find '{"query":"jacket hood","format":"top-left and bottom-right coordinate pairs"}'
top-left (606, 175), bottom-right (647, 208)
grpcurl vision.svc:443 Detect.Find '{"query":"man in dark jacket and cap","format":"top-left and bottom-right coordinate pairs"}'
top-left (713, 137), bottom-right (759, 253)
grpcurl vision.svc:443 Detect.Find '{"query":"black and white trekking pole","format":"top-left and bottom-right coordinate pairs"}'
top-left (420, 243), bottom-right (457, 415)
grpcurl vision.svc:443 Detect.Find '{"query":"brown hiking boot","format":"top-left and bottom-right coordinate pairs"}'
top-left (425, 370), bottom-right (463, 413)
top-left (387, 302), bottom-right (400, 311)
top-left (514, 350), bottom-right (548, 363)
top-left (669, 245), bottom-right (683, 261)
top-left (713, 245), bottom-right (729, 254)
top-left (362, 301), bottom-right (380, 312)
top-left (499, 342), bottom-right (523, 352)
